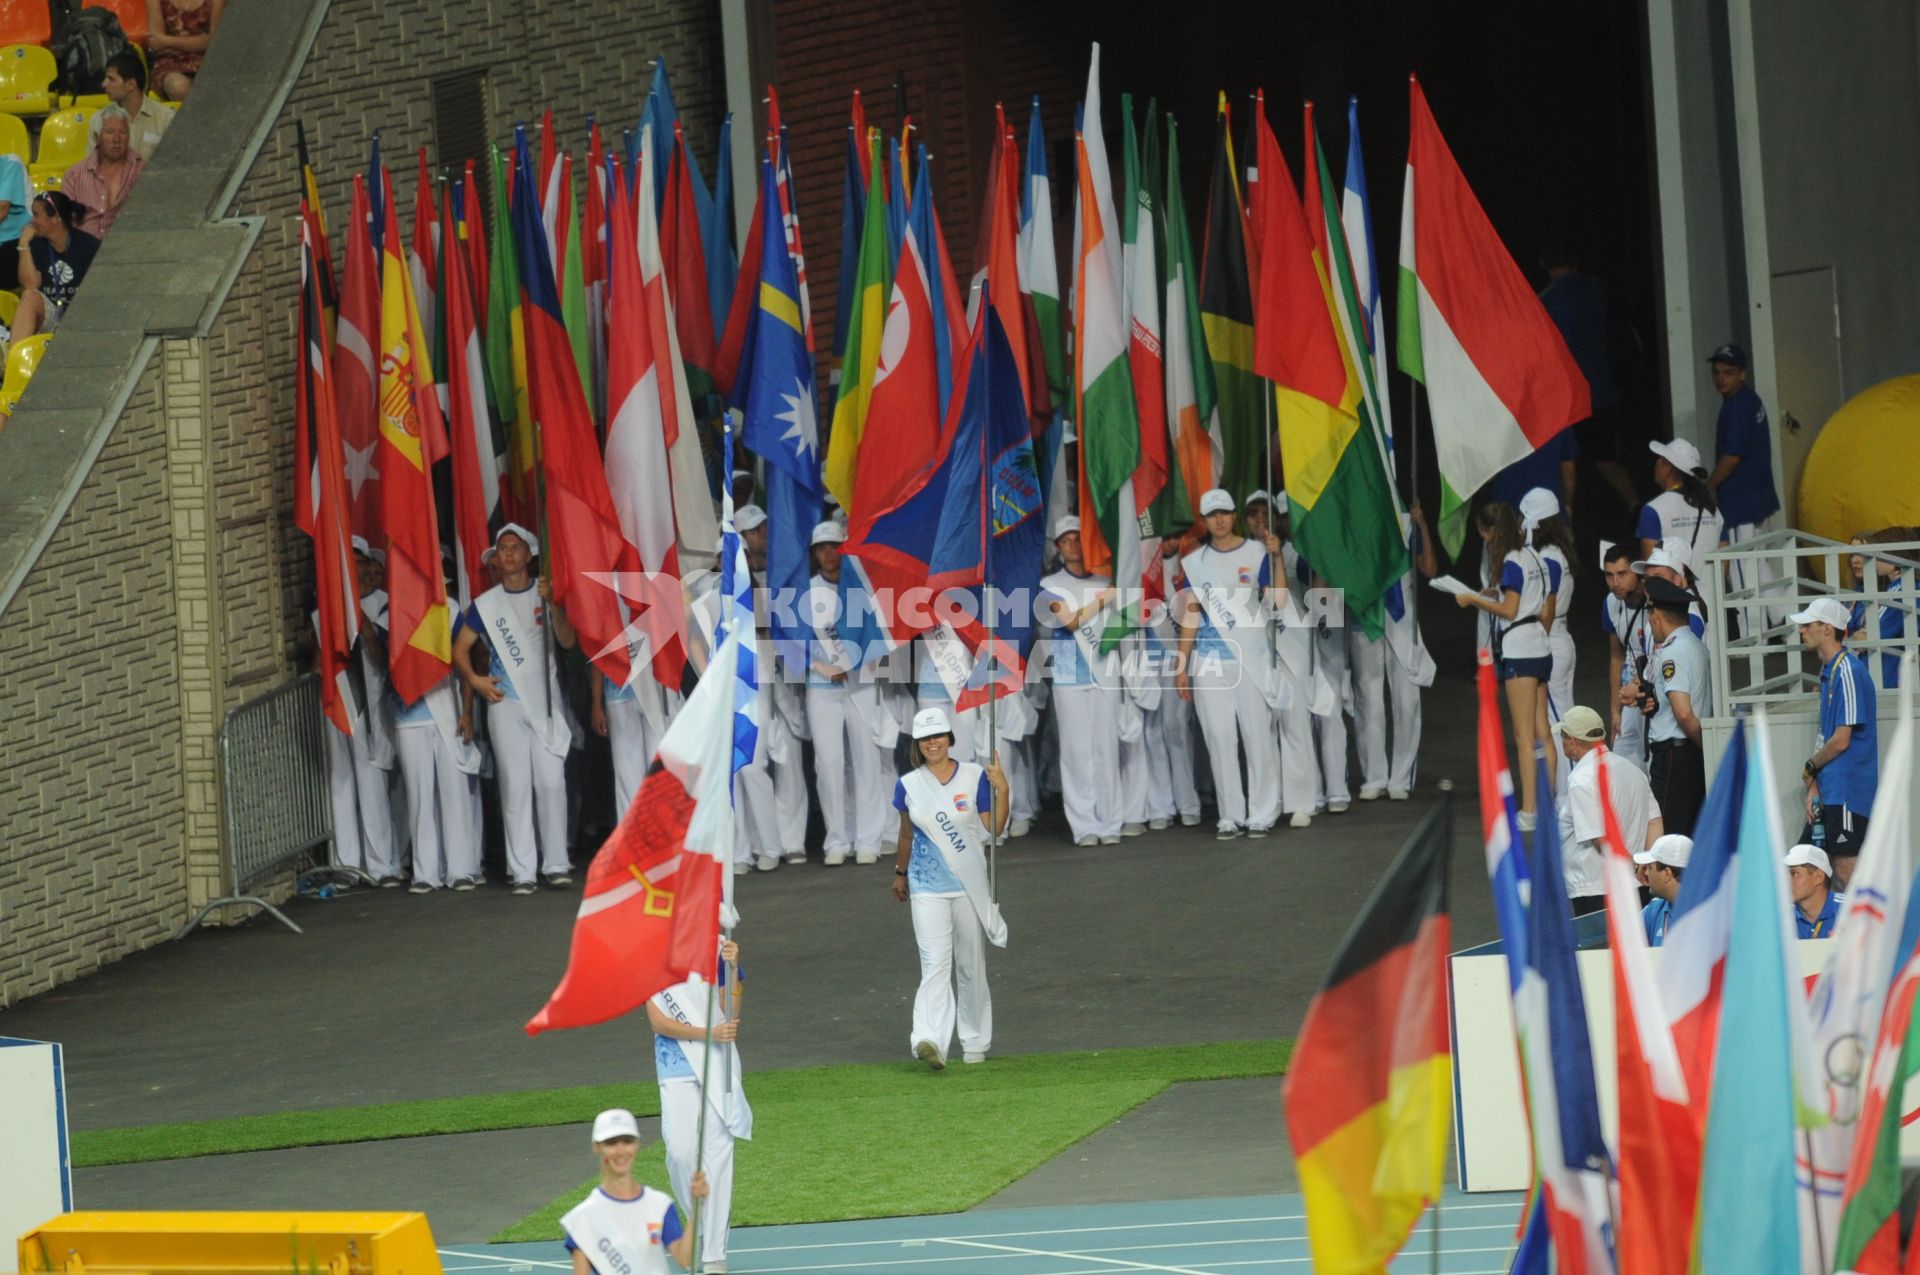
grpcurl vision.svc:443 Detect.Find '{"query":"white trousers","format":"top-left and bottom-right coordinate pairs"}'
top-left (909, 892), bottom-right (991, 1059)
top-left (660, 1082), bottom-right (734, 1268)
top-left (1312, 630), bottom-right (1351, 807)
top-left (488, 699), bottom-right (570, 883)
top-left (1142, 696), bottom-right (1202, 820)
top-left (1053, 685), bottom-right (1122, 840)
top-left (1274, 684), bottom-right (1319, 820)
top-left (1725, 518), bottom-right (1787, 634)
top-left (325, 721), bottom-right (398, 878)
top-left (393, 724), bottom-right (478, 887)
top-left (1190, 660), bottom-right (1280, 831)
top-left (1350, 632), bottom-right (1422, 794)
top-left (605, 695), bottom-right (666, 822)
top-left (806, 686), bottom-right (892, 854)
top-left (1547, 631), bottom-right (1578, 723)
top-left (735, 736), bottom-right (809, 863)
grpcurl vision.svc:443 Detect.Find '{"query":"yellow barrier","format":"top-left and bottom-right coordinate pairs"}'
top-left (16, 1212), bottom-right (443, 1275)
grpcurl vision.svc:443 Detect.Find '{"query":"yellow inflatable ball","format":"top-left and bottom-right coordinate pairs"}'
top-left (1800, 374), bottom-right (1920, 546)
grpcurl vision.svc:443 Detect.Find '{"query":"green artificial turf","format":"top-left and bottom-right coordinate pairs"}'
top-left (71, 1039), bottom-right (1291, 1172)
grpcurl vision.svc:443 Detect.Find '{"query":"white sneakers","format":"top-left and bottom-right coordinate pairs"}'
top-left (915, 1040), bottom-right (946, 1070)
top-left (855, 850), bottom-right (879, 865)
top-left (823, 849), bottom-right (847, 866)
top-left (1180, 813), bottom-right (1203, 827)
top-left (1121, 822), bottom-right (1145, 837)
top-left (1289, 811), bottom-right (1313, 829)
top-left (1359, 786), bottom-right (1385, 801)
top-left (1076, 835), bottom-right (1099, 847)
top-left (1327, 800), bottom-right (1350, 814)
top-left (1216, 824), bottom-right (1241, 840)
top-left (1008, 818), bottom-right (1032, 838)
top-left (1389, 788), bottom-right (1411, 801)
top-left (754, 854), bottom-right (779, 872)
top-left (1148, 817), bottom-right (1171, 831)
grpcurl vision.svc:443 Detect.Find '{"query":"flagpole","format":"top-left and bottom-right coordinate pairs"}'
top-left (687, 972), bottom-right (720, 1275)
top-left (1801, 1127), bottom-right (1829, 1275)
top-left (1428, 1191), bottom-right (1441, 1275)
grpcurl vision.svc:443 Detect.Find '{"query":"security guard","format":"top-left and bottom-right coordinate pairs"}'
top-left (1628, 576), bottom-right (1712, 836)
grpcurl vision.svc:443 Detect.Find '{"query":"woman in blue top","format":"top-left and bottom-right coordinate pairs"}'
top-left (12, 192), bottom-right (101, 339)
top-left (1849, 528), bottom-right (1916, 689)
top-left (1458, 502), bottom-right (1559, 826)
top-left (891, 707), bottom-right (1008, 1069)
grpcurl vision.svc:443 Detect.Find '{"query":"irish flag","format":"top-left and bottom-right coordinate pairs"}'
top-left (1396, 77), bottom-right (1589, 553)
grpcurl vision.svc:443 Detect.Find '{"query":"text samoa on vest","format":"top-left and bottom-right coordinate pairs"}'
top-left (494, 614), bottom-right (526, 665)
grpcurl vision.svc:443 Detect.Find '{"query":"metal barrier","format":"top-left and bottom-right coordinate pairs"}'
top-left (177, 673), bottom-right (331, 938)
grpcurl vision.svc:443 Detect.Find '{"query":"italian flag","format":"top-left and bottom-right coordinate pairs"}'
top-left (1396, 77), bottom-right (1590, 554)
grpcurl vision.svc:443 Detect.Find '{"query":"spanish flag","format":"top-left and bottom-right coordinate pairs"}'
top-left (1284, 799), bottom-right (1453, 1275)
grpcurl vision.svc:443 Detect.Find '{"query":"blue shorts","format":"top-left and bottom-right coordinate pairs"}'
top-left (1500, 655), bottom-right (1552, 683)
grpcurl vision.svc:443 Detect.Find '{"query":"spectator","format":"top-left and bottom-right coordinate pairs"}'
top-left (90, 51), bottom-right (173, 161)
top-left (11, 192), bottom-right (101, 339)
top-left (1848, 528), bottom-right (1916, 691)
top-left (1633, 833), bottom-right (1690, 947)
top-left (1786, 844), bottom-right (1842, 940)
top-left (0, 149), bottom-right (26, 291)
top-left (148, 0), bottom-right (226, 101)
top-left (1554, 706), bottom-right (1661, 917)
top-left (1792, 595), bottom-right (1878, 877)
top-left (63, 107), bottom-right (146, 239)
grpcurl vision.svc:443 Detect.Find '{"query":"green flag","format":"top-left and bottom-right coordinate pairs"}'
top-left (1199, 96), bottom-right (1265, 505)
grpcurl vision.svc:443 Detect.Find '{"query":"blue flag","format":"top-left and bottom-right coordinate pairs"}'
top-left (703, 114), bottom-right (737, 345)
top-left (911, 146), bottom-right (961, 413)
top-left (638, 59), bottom-right (678, 216)
top-left (366, 131), bottom-right (385, 258)
top-left (718, 420), bottom-right (758, 776)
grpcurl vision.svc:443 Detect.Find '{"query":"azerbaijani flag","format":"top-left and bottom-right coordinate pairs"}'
top-left (1284, 798), bottom-right (1452, 1275)
top-left (1395, 77), bottom-right (1589, 554)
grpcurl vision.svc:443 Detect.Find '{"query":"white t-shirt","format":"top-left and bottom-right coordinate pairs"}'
top-left (1643, 491), bottom-right (1724, 583)
top-left (1487, 548), bottom-right (1552, 661)
top-left (1559, 747), bottom-right (1659, 897)
top-left (560, 1185), bottom-right (683, 1275)
top-left (1539, 544), bottom-right (1573, 640)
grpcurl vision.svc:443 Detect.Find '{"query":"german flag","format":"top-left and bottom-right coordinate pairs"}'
top-left (1284, 799), bottom-right (1453, 1275)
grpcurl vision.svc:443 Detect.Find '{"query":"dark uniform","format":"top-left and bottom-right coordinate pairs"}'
top-left (1642, 578), bottom-right (1713, 836)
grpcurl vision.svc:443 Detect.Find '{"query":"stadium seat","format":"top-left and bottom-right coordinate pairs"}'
top-left (0, 332), bottom-right (52, 415)
top-left (0, 112), bottom-right (27, 164)
top-left (29, 166), bottom-right (60, 193)
top-left (0, 43), bottom-right (57, 117)
top-left (35, 107), bottom-right (93, 170)
top-left (0, 0), bottom-right (52, 48)
top-left (0, 290), bottom-right (18, 327)
top-left (95, 0), bottom-right (149, 44)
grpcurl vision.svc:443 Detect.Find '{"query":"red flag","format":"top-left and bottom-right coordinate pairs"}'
top-left (711, 149), bottom-right (765, 399)
top-left (333, 175), bottom-right (382, 544)
top-left (462, 159), bottom-right (489, 319)
top-left (982, 115), bottom-right (1045, 431)
top-left (297, 203), bottom-right (360, 736)
top-left (1248, 92), bottom-right (1348, 407)
top-left (411, 148), bottom-right (438, 340)
top-left (850, 89), bottom-right (870, 187)
top-left (440, 192), bottom-right (504, 612)
top-left (525, 625), bottom-right (739, 1035)
top-left (664, 122), bottom-right (717, 392)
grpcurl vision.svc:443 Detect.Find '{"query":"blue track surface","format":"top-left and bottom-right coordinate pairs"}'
top-left (439, 1191), bottom-right (1527, 1274)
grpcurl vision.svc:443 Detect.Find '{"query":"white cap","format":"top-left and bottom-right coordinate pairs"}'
top-left (349, 535), bottom-right (386, 565)
top-left (1198, 488), bottom-right (1235, 516)
top-left (481, 546), bottom-right (498, 566)
top-left (1518, 486), bottom-right (1561, 529)
top-left (1244, 488), bottom-right (1271, 508)
top-left (911, 706), bottom-right (953, 739)
top-left (1271, 489), bottom-right (1289, 516)
top-left (1051, 515), bottom-right (1082, 541)
top-left (494, 522), bottom-right (540, 556)
top-left (735, 504), bottom-right (768, 533)
top-left (1650, 438), bottom-right (1703, 474)
top-left (729, 468), bottom-right (753, 484)
top-left (810, 520), bottom-right (847, 547)
top-left (1633, 833), bottom-right (1693, 869)
top-left (1784, 843), bottom-right (1833, 877)
top-left (591, 1108), bottom-right (641, 1142)
top-left (1631, 544), bottom-right (1684, 575)
top-left (1788, 597), bottom-right (1852, 632)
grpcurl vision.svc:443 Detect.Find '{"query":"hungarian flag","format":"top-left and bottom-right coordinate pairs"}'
top-left (1162, 114), bottom-right (1221, 523)
top-left (525, 623), bottom-right (741, 1035)
top-left (333, 174), bottom-right (382, 544)
top-left (1396, 77), bottom-right (1589, 554)
top-left (824, 125), bottom-right (890, 517)
top-left (376, 171), bottom-right (453, 705)
top-left (1284, 797), bottom-right (1452, 1274)
top-left (296, 202), bottom-right (359, 736)
top-left (438, 187), bottom-right (505, 613)
top-left (1199, 95), bottom-right (1266, 503)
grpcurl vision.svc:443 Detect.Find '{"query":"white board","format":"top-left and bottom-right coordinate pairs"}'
top-left (0, 1037), bottom-right (71, 1244)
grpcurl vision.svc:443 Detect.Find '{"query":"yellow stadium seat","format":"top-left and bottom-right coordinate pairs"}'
top-left (0, 43), bottom-right (56, 117)
top-left (28, 165), bottom-right (61, 193)
top-left (0, 331), bottom-right (51, 415)
top-left (0, 111), bottom-right (26, 164)
top-left (0, 290), bottom-right (18, 325)
top-left (36, 107), bottom-right (95, 170)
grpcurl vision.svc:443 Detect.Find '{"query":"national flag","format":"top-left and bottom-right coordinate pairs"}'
top-left (411, 148), bottom-right (439, 342)
top-left (1340, 96), bottom-right (1394, 460)
top-left (511, 127), bottom-right (637, 686)
top-left (486, 145), bottom-right (534, 522)
top-left (332, 173), bottom-right (382, 543)
top-left (524, 621), bottom-right (742, 1035)
top-left (718, 422), bottom-right (759, 776)
top-left (639, 58), bottom-right (678, 216)
top-left (701, 113), bottom-right (738, 344)
top-left (711, 136), bottom-right (766, 400)
top-left (1161, 114), bottom-right (1220, 522)
top-left (1663, 718), bottom-right (1748, 1106)
top-left (916, 145), bottom-right (969, 415)
top-left (1594, 738), bottom-right (1698, 1275)
top-left (295, 122), bottom-right (336, 327)
top-left (663, 122), bottom-right (719, 406)
top-left (766, 88), bottom-right (814, 353)
top-left (296, 202), bottom-right (359, 736)
top-left (833, 98), bottom-right (869, 365)
top-left (556, 153), bottom-right (595, 416)
top-left (1199, 95), bottom-right (1266, 503)
top-left (367, 132), bottom-right (386, 257)
top-left (1396, 78), bottom-right (1590, 553)
top-left (459, 160), bottom-right (490, 331)
top-left (824, 125), bottom-right (889, 516)
top-left (376, 172), bottom-right (453, 704)
top-left (538, 111), bottom-right (565, 273)
top-left (1072, 44), bottom-right (1143, 646)
top-left (1694, 712), bottom-right (1827, 1273)
top-left (583, 120), bottom-right (610, 427)
top-left (1120, 93), bottom-right (1171, 546)
top-left (1020, 97), bottom-right (1067, 416)
top-left (980, 115), bottom-right (1046, 436)
top-left (733, 149), bottom-right (824, 659)
top-left (1518, 749), bottom-right (1617, 1275)
top-left (438, 189), bottom-right (506, 613)
top-left (1284, 798), bottom-right (1452, 1275)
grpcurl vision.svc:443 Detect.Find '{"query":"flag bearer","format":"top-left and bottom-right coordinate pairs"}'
top-left (1039, 516), bottom-right (1125, 846)
top-left (456, 524), bottom-right (576, 894)
top-left (561, 1108), bottom-right (705, 1275)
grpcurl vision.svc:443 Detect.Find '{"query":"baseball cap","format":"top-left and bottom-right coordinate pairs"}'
top-left (911, 706), bottom-right (954, 740)
top-left (1788, 596), bottom-right (1852, 632)
top-left (1784, 844), bottom-right (1833, 878)
top-left (1631, 544), bottom-right (1685, 575)
top-left (1052, 515), bottom-right (1082, 541)
top-left (591, 1108), bottom-right (641, 1142)
top-left (493, 523), bottom-right (540, 556)
top-left (1707, 343), bottom-right (1749, 370)
top-left (734, 504), bottom-right (768, 533)
top-left (1198, 488), bottom-right (1235, 516)
top-left (349, 535), bottom-right (386, 565)
top-left (810, 520), bottom-right (846, 547)
top-left (1649, 438), bottom-right (1704, 474)
top-left (1633, 833), bottom-right (1693, 869)
top-left (1244, 488), bottom-right (1271, 508)
top-left (1552, 706), bottom-right (1606, 742)
top-left (1518, 486), bottom-right (1561, 528)
top-left (1271, 489), bottom-right (1290, 516)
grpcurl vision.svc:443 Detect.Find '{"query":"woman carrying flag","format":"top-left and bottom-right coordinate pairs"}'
top-left (560, 1108), bottom-right (705, 1275)
top-left (890, 707), bottom-right (1009, 1069)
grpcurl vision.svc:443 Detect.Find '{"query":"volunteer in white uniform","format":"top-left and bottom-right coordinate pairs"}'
top-left (1638, 439), bottom-right (1724, 588)
top-left (393, 588), bottom-right (485, 893)
top-left (1039, 517), bottom-right (1125, 846)
top-left (1140, 539), bottom-right (1204, 828)
top-left (647, 933), bottom-right (751, 1274)
top-left (891, 708), bottom-right (1009, 1068)
top-left (1263, 492), bottom-right (1343, 818)
top-left (456, 524), bottom-right (576, 895)
top-left (591, 667), bottom-right (679, 825)
top-left (318, 538), bottom-right (403, 884)
top-left (804, 521), bottom-right (891, 865)
top-left (561, 1107), bottom-right (704, 1275)
top-left (1176, 489), bottom-right (1284, 839)
top-left (1457, 502), bottom-right (1557, 828)
top-left (1520, 487), bottom-right (1578, 721)
top-left (1350, 505), bottom-right (1437, 801)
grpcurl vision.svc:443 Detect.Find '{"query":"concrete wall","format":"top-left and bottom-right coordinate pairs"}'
top-left (0, 0), bottom-right (724, 1007)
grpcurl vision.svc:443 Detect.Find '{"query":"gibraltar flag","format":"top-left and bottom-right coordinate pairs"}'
top-left (525, 624), bottom-right (740, 1034)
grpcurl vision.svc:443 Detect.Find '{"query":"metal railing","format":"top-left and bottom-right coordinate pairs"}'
top-left (177, 673), bottom-right (331, 938)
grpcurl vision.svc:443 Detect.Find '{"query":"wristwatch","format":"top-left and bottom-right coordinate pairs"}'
top-left (894, 867), bottom-right (908, 877)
